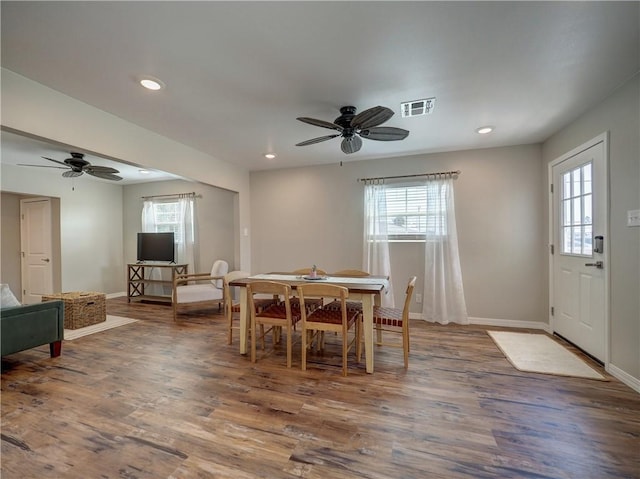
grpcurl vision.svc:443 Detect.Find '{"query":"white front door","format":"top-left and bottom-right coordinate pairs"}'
top-left (550, 134), bottom-right (608, 362)
top-left (20, 197), bottom-right (54, 304)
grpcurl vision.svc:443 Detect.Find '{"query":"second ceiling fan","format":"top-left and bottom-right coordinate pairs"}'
top-left (296, 105), bottom-right (409, 154)
top-left (19, 152), bottom-right (123, 181)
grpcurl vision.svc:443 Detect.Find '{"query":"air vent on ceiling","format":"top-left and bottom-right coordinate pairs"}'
top-left (400, 97), bottom-right (436, 118)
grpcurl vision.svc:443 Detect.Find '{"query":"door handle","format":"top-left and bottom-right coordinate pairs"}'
top-left (585, 261), bottom-right (603, 269)
top-left (41, 258), bottom-right (50, 263)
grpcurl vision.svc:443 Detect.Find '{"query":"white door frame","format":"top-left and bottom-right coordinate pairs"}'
top-left (548, 131), bottom-right (610, 368)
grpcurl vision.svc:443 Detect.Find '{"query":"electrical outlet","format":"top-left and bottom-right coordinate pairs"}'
top-left (628, 209), bottom-right (640, 227)
top-left (415, 293), bottom-right (422, 304)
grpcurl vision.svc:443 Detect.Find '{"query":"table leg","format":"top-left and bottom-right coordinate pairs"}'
top-left (362, 294), bottom-right (374, 373)
top-left (239, 286), bottom-right (248, 355)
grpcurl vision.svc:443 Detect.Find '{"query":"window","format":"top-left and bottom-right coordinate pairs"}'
top-left (147, 200), bottom-right (194, 245)
top-left (561, 162), bottom-right (592, 256)
top-left (373, 183), bottom-right (448, 241)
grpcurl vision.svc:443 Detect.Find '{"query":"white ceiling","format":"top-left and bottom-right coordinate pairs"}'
top-left (1, 1), bottom-right (639, 178)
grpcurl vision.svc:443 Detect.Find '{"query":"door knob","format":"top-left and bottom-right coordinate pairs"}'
top-left (585, 261), bottom-right (603, 269)
top-left (41, 258), bottom-right (50, 263)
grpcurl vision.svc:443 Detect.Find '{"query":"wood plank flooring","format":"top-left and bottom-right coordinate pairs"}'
top-left (2, 297), bottom-right (639, 478)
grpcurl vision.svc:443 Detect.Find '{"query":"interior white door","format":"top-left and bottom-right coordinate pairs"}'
top-left (551, 137), bottom-right (607, 362)
top-left (20, 197), bottom-right (54, 304)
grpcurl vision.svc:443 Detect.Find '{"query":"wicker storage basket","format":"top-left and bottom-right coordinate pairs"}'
top-left (42, 291), bottom-right (106, 329)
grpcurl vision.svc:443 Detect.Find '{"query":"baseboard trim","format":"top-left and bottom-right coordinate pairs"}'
top-left (607, 363), bottom-right (640, 394)
top-left (107, 292), bottom-right (127, 299)
top-left (410, 313), bottom-right (550, 332)
top-left (468, 316), bottom-right (551, 333)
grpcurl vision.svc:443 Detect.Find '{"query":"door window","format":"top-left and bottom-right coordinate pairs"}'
top-left (561, 162), bottom-right (592, 256)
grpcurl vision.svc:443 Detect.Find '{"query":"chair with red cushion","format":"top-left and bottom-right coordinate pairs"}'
top-left (298, 283), bottom-right (361, 376)
top-left (323, 269), bottom-right (371, 313)
top-left (248, 281), bottom-right (301, 368)
top-left (224, 271), bottom-right (278, 345)
top-left (359, 276), bottom-right (416, 368)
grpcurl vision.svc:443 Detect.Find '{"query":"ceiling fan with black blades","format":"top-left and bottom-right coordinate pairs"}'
top-left (18, 152), bottom-right (123, 181)
top-left (296, 105), bottom-right (410, 154)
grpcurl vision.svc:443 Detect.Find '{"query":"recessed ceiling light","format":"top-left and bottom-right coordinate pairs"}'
top-left (139, 77), bottom-right (164, 91)
top-left (139, 169), bottom-right (151, 174)
top-left (476, 126), bottom-right (494, 134)
top-left (264, 153), bottom-right (276, 159)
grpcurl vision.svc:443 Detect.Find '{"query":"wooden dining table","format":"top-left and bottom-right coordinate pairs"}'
top-left (229, 273), bottom-right (389, 373)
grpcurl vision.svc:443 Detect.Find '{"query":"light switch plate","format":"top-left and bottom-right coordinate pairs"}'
top-left (628, 209), bottom-right (640, 227)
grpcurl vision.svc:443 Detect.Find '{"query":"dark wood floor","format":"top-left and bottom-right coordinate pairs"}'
top-left (2, 297), bottom-right (639, 479)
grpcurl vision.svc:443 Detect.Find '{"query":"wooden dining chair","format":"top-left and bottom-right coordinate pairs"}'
top-left (324, 269), bottom-right (371, 313)
top-left (224, 271), bottom-right (279, 345)
top-left (248, 281), bottom-right (301, 368)
top-left (358, 276), bottom-right (416, 368)
top-left (298, 283), bottom-right (361, 376)
top-left (289, 268), bottom-right (326, 313)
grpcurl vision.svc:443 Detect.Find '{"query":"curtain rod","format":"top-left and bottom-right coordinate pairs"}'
top-left (141, 192), bottom-right (199, 200)
top-left (358, 170), bottom-right (461, 182)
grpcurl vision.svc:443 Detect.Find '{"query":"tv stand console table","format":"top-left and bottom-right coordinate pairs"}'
top-left (127, 263), bottom-right (188, 304)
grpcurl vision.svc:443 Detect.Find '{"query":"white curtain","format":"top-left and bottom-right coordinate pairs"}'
top-left (422, 177), bottom-right (468, 324)
top-left (141, 196), bottom-right (196, 294)
top-left (175, 196), bottom-right (195, 269)
top-left (363, 181), bottom-right (394, 307)
top-left (141, 200), bottom-right (155, 234)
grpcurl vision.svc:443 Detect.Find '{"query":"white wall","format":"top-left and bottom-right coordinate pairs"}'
top-left (122, 179), bottom-right (236, 273)
top-left (250, 144), bottom-right (546, 323)
top-left (543, 74), bottom-right (640, 382)
top-left (0, 164), bottom-right (124, 294)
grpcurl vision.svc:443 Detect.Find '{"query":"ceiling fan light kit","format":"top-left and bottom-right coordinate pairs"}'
top-left (18, 152), bottom-right (123, 181)
top-left (296, 105), bottom-right (410, 154)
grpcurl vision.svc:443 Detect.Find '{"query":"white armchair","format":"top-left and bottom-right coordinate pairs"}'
top-left (172, 260), bottom-right (229, 321)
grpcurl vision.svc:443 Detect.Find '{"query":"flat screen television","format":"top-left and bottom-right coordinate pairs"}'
top-left (137, 232), bottom-right (175, 263)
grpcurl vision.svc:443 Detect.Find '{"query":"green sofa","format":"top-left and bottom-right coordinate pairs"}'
top-left (1, 301), bottom-right (65, 357)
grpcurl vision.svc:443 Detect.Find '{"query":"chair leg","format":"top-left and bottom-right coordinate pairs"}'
top-left (227, 309), bottom-right (233, 345)
top-left (356, 316), bottom-right (363, 362)
top-left (250, 314), bottom-right (257, 363)
top-left (342, 328), bottom-right (348, 377)
top-left (286, 325), bottom-right (292, 368)
top-left (260, 324), bottom-right (266, 350)
top-left (355, 318), bottom-right (362, 363)
top-left (302, 327), bottom-right (308, 371)
top-left (403, 325), bottom-right (409, 368)
top-left (376, 323), bottom-right (383, 345)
